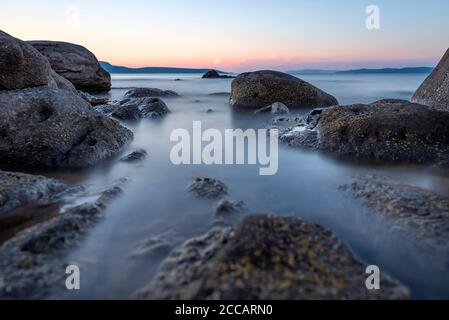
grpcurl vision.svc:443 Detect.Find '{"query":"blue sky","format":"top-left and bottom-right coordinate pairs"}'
top-left (1, 0), bottom-right (448, 71)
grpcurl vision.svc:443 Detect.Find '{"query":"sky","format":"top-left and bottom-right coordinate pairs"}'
top-left (1, 0), bottom-right (449, 71)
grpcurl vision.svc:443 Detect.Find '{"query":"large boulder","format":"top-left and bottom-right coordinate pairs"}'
top-left (230, 70), bottom-right (338, 109)
top-left (412, 48), bottom-right (449, 110)
top-left (0, 86), bottom-right (133, 168)
top-left (278, 99), bottom-right (449, 165)
top-left (0, 30), bottom-right (75, 92)
top-left (28, 41), bottom-right (111, 93)
top-left (136, 215), bottom-right (409, 299)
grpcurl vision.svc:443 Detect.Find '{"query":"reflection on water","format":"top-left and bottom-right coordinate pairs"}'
top-left (57, 72), bottom-right (449, 299)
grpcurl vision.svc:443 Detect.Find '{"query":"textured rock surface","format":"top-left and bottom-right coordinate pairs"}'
top-left (137, 215), bottom-right (409, 299)
top-left (0, 30), bottom-right (75, 92)
top-left (412, 48), bottom-right (449, 110)
top-left (0, 86), bottom-right (133, 168)
top-left (187, 177), bottom-right (228, 199)
top-left (112, 97), bottom-right (171, 120)
top-left (124, 88), bottom-right (179, 99)
top-left (277, 100), bottom-right (449, 165)
top-left (230, 70), bottom-right (338, 109)
top-left (28, 40), bottom-right (111, 92)
top-left (120, 149), bottom-right (148, 162)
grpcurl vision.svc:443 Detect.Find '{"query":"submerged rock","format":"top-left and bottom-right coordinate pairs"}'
top-left (187, 177), bottom-right (228, 199)
top-left (214, 198), bottom-right (245, 216)
top-left (412, 47), bottom-right (449, 110)
top-left (124, 88), bottom-right (179, 99)
top-left (112, 97), bottom-right (170, 120)
top-left (120, 149), bottom-right (148, 162)
top-left (278, 100), bottom-right (449, 165)
top-left (254, 102), bottom-right (290, 115)
top-left (28, 40), bottom-right (111, 93)
top-left (0, 30), bottom-right (75, 92)
top-left (0, 86), bottom-right (133, 169)
top-left (0, 170), bottom-right (66, 216)
top-left (230, 70), bottom-right (338, 109)
top-left (137, 215), bottom-right (409, 299)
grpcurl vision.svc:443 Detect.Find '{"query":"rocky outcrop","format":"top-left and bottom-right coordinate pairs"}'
top-left (112, 97), bottom-right (171, 120)
top-left (202, 70), bottom-right (234, 79)
top-left (277, 99), bottom-right (449, 165)
top-left (28, 40), bottom-right (111, 93)
top-left (0, 30), bottom-right (76, 92)
top-left (0, 170), bottom-right (66, 216)
top-left (0, 86), bottom-right (133, 169)
top-left (412, 48), bottom-right (449, 110)
top-left (136, 215), bottom-right (409, 299)
top-left (123, 88), bottom-right (179, 99)
top-left (230, 70), bottom-right (338, 109)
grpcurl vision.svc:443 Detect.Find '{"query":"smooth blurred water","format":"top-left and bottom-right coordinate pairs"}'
top-left (55, 72), bottom-right (449, 299)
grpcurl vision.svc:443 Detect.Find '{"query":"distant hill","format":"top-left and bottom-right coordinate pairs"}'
top-left (100, 61), bottom-right (224, 74)
top-left (335, 67), bottom-right (433, 74)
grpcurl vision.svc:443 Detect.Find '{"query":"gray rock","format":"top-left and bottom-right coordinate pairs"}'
top-left (0, 86), bottom-right (133, 169)
top-left (412, 48), bottom-right (449, 110)
top-left (230, 70), bottom-right (338, 109)
top-left (77, 90), bottom-right (109, 106)
top-left (202, 70), bottom-right (234, 79)
top-left (0, 30), bottom-right (75, 92)
top-left (28, 40), bottom-right (111, 93)
top-left (187, 177), bottom-right (228, 199)
top-left (214, 198), bottom-right (245, 216)
top-left (278, 99), bottom-right (449, 165)
top-left (120, 149), bottom-right (148, 162)
top-left (254, 102), bottom-right (290, 115)
top-left (112, 97), bottom-right (170, 120)
top-left (137, 215), bottom-right (409, 300)
top-left (0, 170), bottom-right (66, 216)
top-left (124, 88), bottom-right (179, 99)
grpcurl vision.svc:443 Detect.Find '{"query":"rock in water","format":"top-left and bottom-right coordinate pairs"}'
top-left (0, 86), bottom-right (133, 169)
top-left (124, 88), bottom-right (179, 99)
top-left (230, 70), bottom-right (338, 109)
top-left (279, 99), bottom-right (449, 165)
top-left (28, 40), bottom-right (111, 93)
top-left (120, 149), bottom-right (148, 162)
top-left (136, 215), bottom-right (409, 299)
top-left (0, 30), bottom-right (75, 92)
top-left (0, 170), bottom-right (66, 215)
top-left (412, 48), bottom-right (449, 110)
top-left (254, 102), bottom-right (290, 115)
top-left (187, 177), bottom-right (228, 199)
top-left (112, 97), bottom-right (171, 120)
top-left (202, 70), bottom-right (234, 79)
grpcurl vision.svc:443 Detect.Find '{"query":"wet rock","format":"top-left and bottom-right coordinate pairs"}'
top-left (278, 100), bottom-right (449, 165)
top-left (202, 70), bottom-right (234, 79)
top-left (412, 47), bottom-right (449, 110)
top-left (0, 30), bottom-right (75, 92)
top-left (28, 40), bottom-right (111, 93)
top-left (0, 170), bottom-right (66, 215)
top-left (230, 70), bottom-right (338, 109)
top-left (112, 97), bottom-right (170, 120)
top-left (120, 149), bottom-right (148, 162)
top-left (137, 215), bottom-right (409, 299)
top-left (124, 88), bottom-right (179, 99)
top-left (215, 198), bottom-right (245, 216)
top-left (131, 237), bottom-right (172, 258)
top-left (77, 90), bottom-right (110, 106)
top-left (187, 177), bottom-right (228, 199)
top-left (0, 86), bottom-right (133, 169)
top-left (254, 102), bottom-right (290, 115)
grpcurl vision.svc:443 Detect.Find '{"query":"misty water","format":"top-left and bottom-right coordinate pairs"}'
top-left (50, 72), bottom-right (449, 299)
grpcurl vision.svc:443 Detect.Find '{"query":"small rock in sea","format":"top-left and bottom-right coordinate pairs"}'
top-left (120, 149), bottom-right (148, 162)
top-left (254, 102), bottom-right (290, 115)
top-left (215, 198), bottom-right (246, 216)
top-left (112, 97), bottom-right (170, 120)
top-left (174, 78), bottom-right (182, 81)
top-left (136, 215), bottom-right (410, 300)
top-left (28, 40), bottom-right (111, 93)
top-left (124, 88), bottom-right (179, 99)
top-left (202, 70), bottom-right (234, 79)
top-left (230, 70), bottom-right (338, 109)
top-left (187, 177), bottom-right (228, 199)
top-left (130, 237), bottom-right (172, 258)
top-left (205, 109), bottom-right (214, 113)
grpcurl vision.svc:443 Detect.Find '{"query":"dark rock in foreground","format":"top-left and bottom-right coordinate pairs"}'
top-left (0, 86), bottom-right (133, 169)
top-left (0, 170), bottom-right (66, 216)
top-left (412, 47), bottom-right (449, 110)
top-left (230, 70), bottom-right (338, 109)
top-left (278, 100), bottom-right (449, 165)
top-left (124, 88), bottom-right (179, 99)
top-left (28, 40), bottom-right (111, 93)
top-left (137, 215), bottom-right (409, 299)
top-left (0, 30), bottom-right (76, 92)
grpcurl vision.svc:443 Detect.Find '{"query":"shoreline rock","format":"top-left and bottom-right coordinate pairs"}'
top-left (202, 70), bottom-right (234, 79)
top-left (136, 214), bottom-right (409, 299)
top-left (124, 88), bottom-right (179, 99)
